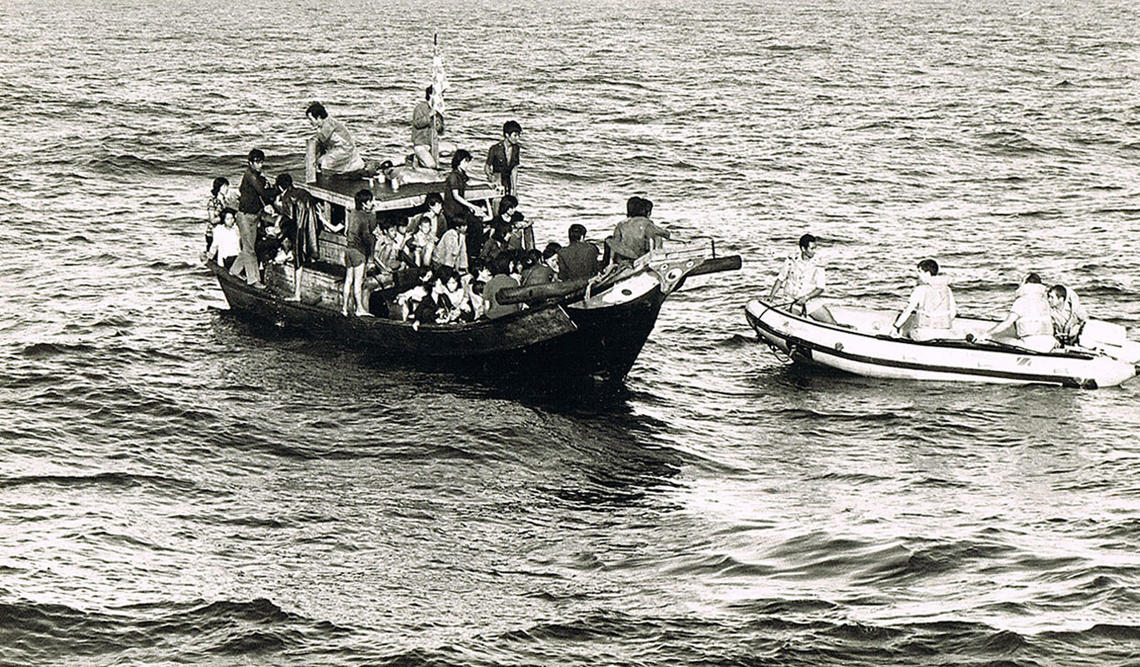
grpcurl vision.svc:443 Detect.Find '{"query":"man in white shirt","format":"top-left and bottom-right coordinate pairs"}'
top-left (769, 233), bottom-right (839, 325)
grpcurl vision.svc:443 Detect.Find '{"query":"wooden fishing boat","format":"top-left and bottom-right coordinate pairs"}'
top-left (208, 166), bottom-right (740, 383)
top-left (744, 299), bottom-right (1140, 388)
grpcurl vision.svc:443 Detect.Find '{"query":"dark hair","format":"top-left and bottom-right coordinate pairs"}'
top-left (568, 223), bottom-right (587, 242)
top-left (305, 101), bottom-right (328, 120)
top-left (917, 258), bottom-right (939, 276)
top-left (425, 192), bottom-right (443, 207)
top-left (275, 173), bottom-right (293, 190)
top-left (510, 211), bottom-right (525, 224)
top-left (247, 148), bottom-right (265, 163)
top-left (522, 249), bottom-right (541, 268)
top-left (211, 176), bottom-right (229, 197)
top-left (798, 233), bottom-right (817, 250)
top-left (1025, 272), bottom-right (1042, 284)
top-left (219, 207), bottom-right (238, 224)
top-left (626, 196), bottom-right (642, 218)
top-left (451, 149), bottom-right (472, 169)
top-left (542, 242), bottom-right (562, 260)
top-left (643, 198), bottom-right (654, 217)
top-left (491, 253), bottom-right (512, 276)
top-left (503, 120), bottom-right (521, 135)
top-left (1049, 285), bottom-right (1067, 299)
top-left (424, 85), bottom-right (433, 100)
top-left (498, 195), bottom-right (518, 216)
top-left (354, 188), bottom-right (373, 209)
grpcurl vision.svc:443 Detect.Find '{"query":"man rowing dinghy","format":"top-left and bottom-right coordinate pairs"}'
top-left (768, 233), bottom-right (839, 325)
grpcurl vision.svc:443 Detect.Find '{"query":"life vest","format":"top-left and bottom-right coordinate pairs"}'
top-left (783, 257), bottom-right (818, 300)
top-left (1013, 283), bottom-right (1052, 337)
top-left (916, 278), bottom-right (954, 329)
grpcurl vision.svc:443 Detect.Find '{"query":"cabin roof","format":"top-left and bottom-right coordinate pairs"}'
top-left (302, 172), bottom-right (499, 211)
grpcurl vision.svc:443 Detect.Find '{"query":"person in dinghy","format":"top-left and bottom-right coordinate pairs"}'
top-left (891, 259), bottom-right (958, 341)
top-left (768, 233), bottom-right (840, 325)
top-left (980, 272), bottom-right (1056, 352)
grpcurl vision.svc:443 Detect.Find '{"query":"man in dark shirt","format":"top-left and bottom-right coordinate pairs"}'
top-left (556, 223), bottom-right (600, 281)
top-left (483, 120), bottom-right (521, 196)
top-left (229, 149), bottom-right (274, 287)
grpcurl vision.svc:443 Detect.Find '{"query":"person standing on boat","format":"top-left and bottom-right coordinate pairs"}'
top-left (343, 189), bottom-right (377, 317)
top-left (891, 259), bottom-right (957, 341)
top-left (201, 208), bottom-right (240, 270)
top-left (306, 102), bottom-right (365, 176)
top-left (205, 176), bottom-right (229, 251)
top-left (412, 85), bottom-right (444, 169)
top-left (982, 273), bottom-right (1055, 352)
top-left (606, 196), bottom-right (671, 266)
top-left (1047, 284), bottom-right (1088, 346)
top-left (484, 120), bottom-right (522, 196)
top-left (768, 233), bottom-right (840, 325)
top-left (442, 150), bottom-right (489, 266)
top-left (229, 149), bottom-right (274, 288)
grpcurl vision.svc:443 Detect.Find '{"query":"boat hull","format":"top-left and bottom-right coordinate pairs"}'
top-left (210, 262), bottom-right (666, 383)
top-left (745, 300), bottom-right (1137, 389)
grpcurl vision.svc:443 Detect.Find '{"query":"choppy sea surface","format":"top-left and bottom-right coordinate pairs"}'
top-left (2, 0), bottom-right (1140, 664)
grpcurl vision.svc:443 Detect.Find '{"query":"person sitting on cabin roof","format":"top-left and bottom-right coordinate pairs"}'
top-left (981, 272), bottom-right (1055, 352)
top-left (205, 176), bottom-right (230, 251)
top-left (484, 120), bottom-right (522, 196)
top-left (769, 233), bottom-right (841, 326)
top-left (521, 249), bottom-right (555, 286)
top-left (891, 258), bottom-right (957, 341)
top-left (1047, 284), bottom-right (1088, 346)
top-left (605, 196), bottom-right (671, 266)
top-left (556, 223), bottom-right (600, 281)
top-left (343, 189), bottom-right (377, 317)
top-left (201, 207), bottom-right (240, 270)
top-left (431, 216), bottom-right (469, 275)
top-left (306, 102), bottom-right (365, 176)
top-left (411, 85), bottom-right (444, 169)
top-left (482, 254), bottom-right (523, 320)
top-left (229, 149), bottom-right (274, 289)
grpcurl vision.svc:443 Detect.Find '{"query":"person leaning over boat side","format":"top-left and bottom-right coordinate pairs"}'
top-left (606, 196), bottom-right (671, 266)
top-left (768, 233), bottom-right (840, 326)
top-left (431, 216), bottom-right (469, 275)
top-left (411, 85), bottom-right (443, 169)
top-left (1047, 284), bottom-right (1089, 346)
top-left (229, 149), bottom-right (274, 288)
top-left (205, 176), bottom-right (229, 251)
top-left (484, 120), bottom-right (522, 196)
top-left (981, 273), bottom-right (1055, 352)
top-left (306, 102), bottom-right (365, 176)
top-left (891, 259), bottom-right (957, 341)
top-left (201, 207), bottom-right (240, 270)
top-left (343, 189), bottom-right (377, 317)
top-left (556, 223), bottom-right (600, 281)
top-left (483, 254), bottom-right (523, 320)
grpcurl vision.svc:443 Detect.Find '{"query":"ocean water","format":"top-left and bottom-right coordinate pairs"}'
top-left (2, 0), bottom-right (1140, 664)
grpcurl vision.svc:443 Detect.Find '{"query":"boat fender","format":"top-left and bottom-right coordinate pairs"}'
top-left (834, 342), bottom-right (844, 352)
